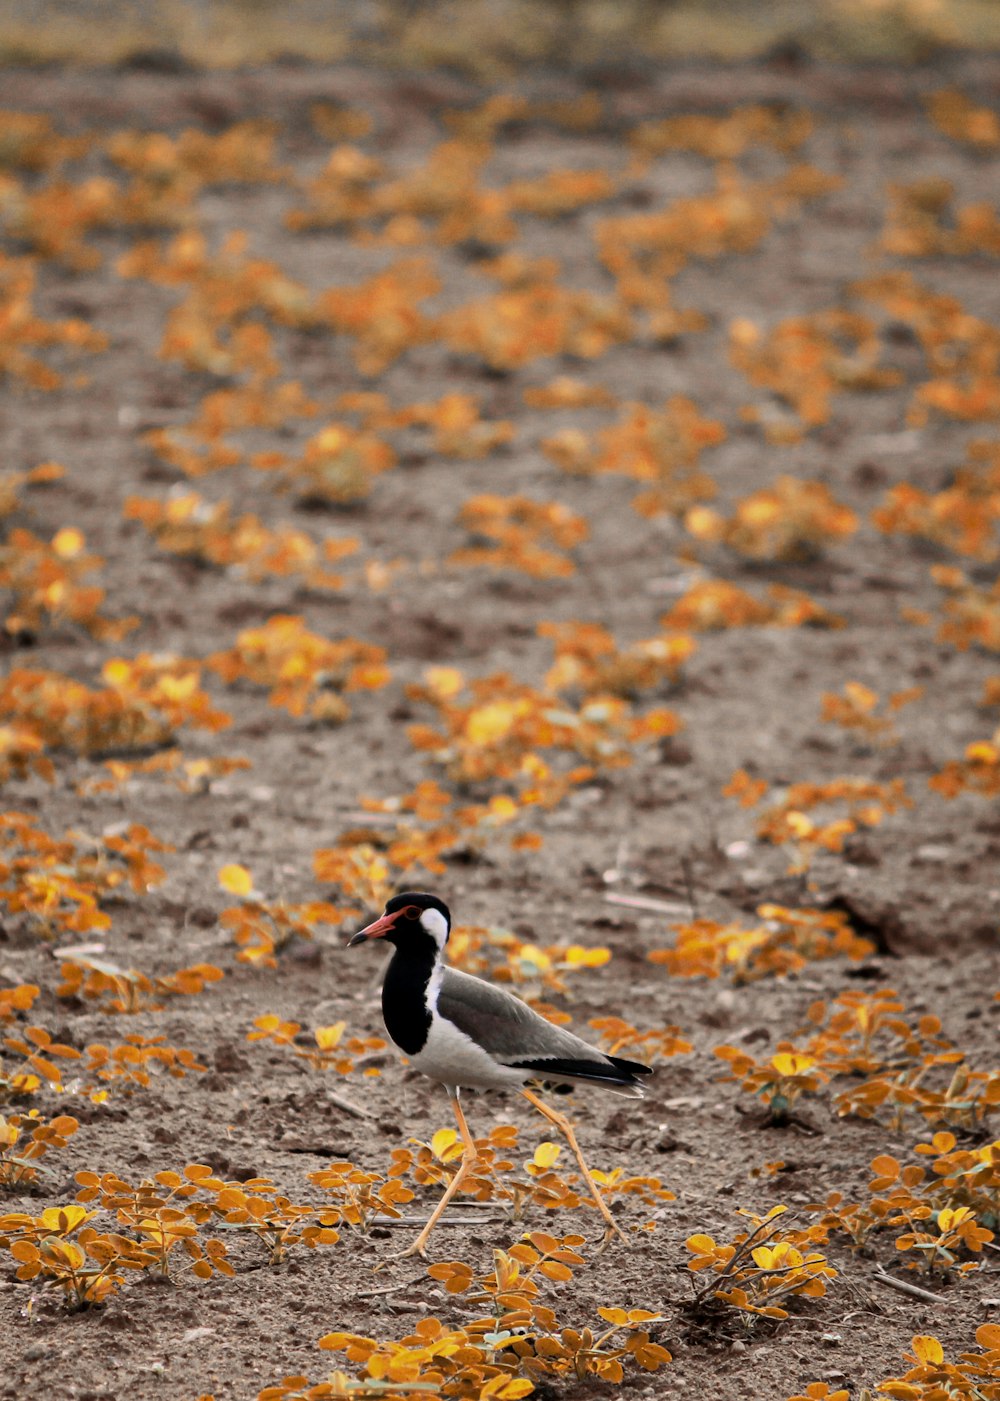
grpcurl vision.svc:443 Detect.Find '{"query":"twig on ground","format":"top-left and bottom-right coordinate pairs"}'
top-left (604, 892), bottom-right (692, 916)
top-left (326, 1088), bottom-right (374, 1119)
top-left (357, 1278), bottom-right (427, 1298)
top-left (871, 1268), bottom-right (947, 1304)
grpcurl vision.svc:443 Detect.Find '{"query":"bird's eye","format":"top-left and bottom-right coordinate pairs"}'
top-left (402, 904), bottom-right (421, 920)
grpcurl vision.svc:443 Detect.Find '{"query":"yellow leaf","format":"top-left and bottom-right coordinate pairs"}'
top-left (315, 1023), bottom-right (345, 1051)
top-left (424, 666), bottom-right (464, 698)
top-left (431, 1128), bottom-right (458, 1159)
top-left (40, 1205), bottom-right (92, 1235)
top-left (532, 1142), bottom-right (561, 1169)
top-left (911, 1335), bottom-right (944, 1365)
top-left (219, 864), bottom-right (254, 897)
top-left (52, 527), bottom-right (85, 558)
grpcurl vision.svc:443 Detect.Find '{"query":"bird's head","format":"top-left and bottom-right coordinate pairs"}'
top-left (347, 891), bottom-right (451, 954)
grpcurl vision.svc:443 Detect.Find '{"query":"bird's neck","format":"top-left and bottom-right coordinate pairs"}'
top-left (382, 937), bottom-right (439, 1055)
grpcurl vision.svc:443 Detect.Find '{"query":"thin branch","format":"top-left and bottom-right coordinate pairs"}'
top-left (603, 892), bottom-right (692, 916)
top-left (871, 1268), bottom-right (947, 1304)
top-left (325, 1088), bottom-right (374, 1120)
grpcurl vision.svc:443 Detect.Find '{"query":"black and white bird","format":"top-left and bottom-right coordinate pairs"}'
top-left (348, 890), bottom-right (652, 1257)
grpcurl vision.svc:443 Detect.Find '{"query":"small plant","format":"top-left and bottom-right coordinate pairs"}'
top-left (308, 1162), bottom-right (415, 1234)
top-left (449, 495), bottom-right (589, 579)
top-left (876, 1327), bottom-right (1000, 1400)
top-left (929, 734), bottom-right (1000, 799)
top-left (208, 617), bottom-right (390, 724)
top-left (729, 310), bottom-right (901, 435)
top-left (0, 657), bottom-right (230, 759)
top-left (124, 492), bottom-right (359, 588)
top-left (0, 1111), bottom-right (78, 1188)
top-left (714, 1047), bottom-right (828, 1126)
top-left (724, 772), bottom-right (911, 873)
top-left (687, 476), bottom-right (858, 561)
top-left (57, 955), bottom-right (224, 1013)
top-left (686, 1206), bottom-right (836, 1322)
top-left (247, 1014), bottom-right (386, 1076)
top-left (543, 396), bottom-right (724, 520)
top-left (1, 526), bottom-right (136, 640)
top-left (649, 903), bottom-right (874, 982)
top-left (661, 579), bottom-right (844, 632)
top-left (0, 1205), bottom-right (153, 1306)
top-left (219, 863), bottom-right (354, 967)
top-left (821, 682), bottom-right (922, 746)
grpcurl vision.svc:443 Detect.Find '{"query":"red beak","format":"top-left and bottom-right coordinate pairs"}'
top-left (347, 909), bottom-right (400, 947)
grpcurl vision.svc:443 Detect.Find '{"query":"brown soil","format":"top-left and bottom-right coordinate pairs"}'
top-left (1, 54), bottom-right (999, 1401)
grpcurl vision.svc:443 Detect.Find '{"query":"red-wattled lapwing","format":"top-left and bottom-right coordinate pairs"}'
top-left (348, 890), bottom-right (652, 1257)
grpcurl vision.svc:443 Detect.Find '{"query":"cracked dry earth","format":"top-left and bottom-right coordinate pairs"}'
top-left (1, 51), bottom-right (999, 1401)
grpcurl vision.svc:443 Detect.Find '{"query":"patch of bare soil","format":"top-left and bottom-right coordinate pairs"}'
top-left (1, 55), bottom-right (999, 1401)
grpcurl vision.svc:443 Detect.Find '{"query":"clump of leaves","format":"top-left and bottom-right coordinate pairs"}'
top-left (0, 1204), bottom-right (152, 1306)
top-left (725, 771), bottom-right (911, 872)
top-left (438, 275), bottom-right (633, 371)
top-left (280, 424), bottom-right (396, 506)
top-left (0, 1111), bottom-right (78, 1188)
top-left (1, 526), bottom-right (136, 642)
top-left (838, 1145), bottom-right (996, 1275)
top-left (730, 311), bottom-right (901, 437)
top-left (714, 1046), bottom-right (828, 1126)
top-left (77, 747), bottom-right (251, 798)
top-left (880, 178), bottom-right (1000, 260)
top-left (876, 1327), bottom-right (1000, 1400)
top-left (687, 476), bottom-right (858, 561)
top-left (686, 1205), bottom-right (836, 1322)
top-left (449, 494), bottom-right (589, 579)
top-left (247, 1013), bottom-right (386, 1077)
top-left (318, 1232), bottom-right (671, 1394)
top-left (803, 990), bottom-right (999, 1132)
top-left (820, 682), bottom-right (923, 747)
top-left (0, 656), bottom-right (230, 760)
top-left (661, 579), bottom-right (844, 631)
top-left (539, 620), bottom-right (695, 698)
top-left (406, 668), bottom-right (679, 786)
top-left (124, 492), bottom-right (358, 588)
top-left (855, 271), bottom-right (1000, 427)
top-left (628, 105), bottom-right (813, 165)
top-left (208, 616), bottom-right (390, 724)
top-left (407, 392), bottom-right (514, 460)
top-left (0, 256), bottom-right (107, 389)
top-left (872, 441), bottom-right (1000, 560)
top-left (308, 1161), bottom-right (414, 1234)
top-left (0, 813), bottom-right (170, 938)
top-left (57, 955), bottom-right (223, 1014)
top-left (219, 863), bottom-right (354, 967)
top-left (649, 903), bottom-right (874, 982)
top-left (315, 258), bottom-right (439, 375)
top-left (544, 396), bottom-right (724, 520)
top-left (926, 89), bottom-right (1000, 149)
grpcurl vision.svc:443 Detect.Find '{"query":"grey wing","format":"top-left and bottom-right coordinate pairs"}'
top-left (436, 968), bottom-right (607, 1067)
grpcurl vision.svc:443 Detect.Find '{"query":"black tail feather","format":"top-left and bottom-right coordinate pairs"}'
top-left (508, 1054), bottom-right (652, 1088)
top-left (607, 1054), bottom-right (654, 1081)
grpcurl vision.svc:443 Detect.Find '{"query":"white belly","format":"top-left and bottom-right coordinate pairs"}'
top-left (407, 1013), bottom-right (526, 1092)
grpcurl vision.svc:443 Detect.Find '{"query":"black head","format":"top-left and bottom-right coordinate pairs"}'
top-left (347, 891), bottom-right (451, 952)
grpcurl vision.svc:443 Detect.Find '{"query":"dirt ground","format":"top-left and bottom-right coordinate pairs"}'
top-left (1, 52), bottom-right (999, 1401)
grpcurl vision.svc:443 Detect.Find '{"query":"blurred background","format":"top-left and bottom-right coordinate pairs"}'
top-left (1, 0), bottom-right (999, 71)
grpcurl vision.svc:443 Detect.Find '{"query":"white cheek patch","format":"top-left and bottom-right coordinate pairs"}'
top-left (420, 907), bottom-right (449, 950)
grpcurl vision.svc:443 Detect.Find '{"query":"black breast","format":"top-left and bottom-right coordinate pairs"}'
top-left (381, 944), bottom-right (434, 1055)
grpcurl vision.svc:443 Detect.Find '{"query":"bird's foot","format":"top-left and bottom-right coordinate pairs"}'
top-left (595, 1220), bottom-right (629, 1255)
top-left (373, 1234), bottom-right (429, 1271)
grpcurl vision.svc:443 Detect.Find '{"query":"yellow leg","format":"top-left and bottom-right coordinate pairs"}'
top-left (522, 1087), bottom-right (627, 1247)
top-left (398, 1091), bottom-right (480, 1260)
